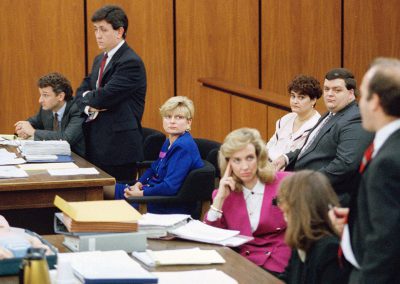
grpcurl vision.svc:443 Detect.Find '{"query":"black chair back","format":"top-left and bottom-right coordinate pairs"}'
top-left (194, 138), bottom-right (221, 178)
top-left (142, 127), bottom-right (166, 161)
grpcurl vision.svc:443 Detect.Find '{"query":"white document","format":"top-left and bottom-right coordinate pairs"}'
top-left (58, 250), bottom-right (157, 283)
top-left (169, 220), bottom-right (239, 243)
top-left (20, 140), bottom-right (71, 155)
top-left (0, 166), bottom-right (28, 178)
top-left (139, 213), bottom-right (191, 227)
top-left (19, 162), bottom-right (78, 171)
top-left (25, 155), bottom-right (58, 161)
top-left (48, 167), bottom-right (99, 176)
top-left (153, 269), bottom-right (238, 284)
top-left (0, 149), bottom-right (26, 165)
top-left (132, 247), bottom-right (225, 267)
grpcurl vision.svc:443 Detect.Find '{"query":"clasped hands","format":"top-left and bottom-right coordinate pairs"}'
top-left (124, 182), bottom-right (144, 198)
top-left (14, 121), bottom-right (35, 139)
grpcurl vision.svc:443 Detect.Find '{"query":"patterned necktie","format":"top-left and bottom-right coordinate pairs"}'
top-left (298, 113), bottom-right (333, 158)
top-left (97, 53), bottom-right (108, 88)
top-left (53, 113), bottom-right (59, 131)
top-left (359, 143), bottom-right (374, 173)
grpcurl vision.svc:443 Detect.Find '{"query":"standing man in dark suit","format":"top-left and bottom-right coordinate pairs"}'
top-left (274, 68), bottom-right (373, 205)
top-left (330, 58), bottom-right (400, 283)
top-left (76, 5), bottom-right (146, 182)
top-left (14, 72), bottom-right (85, 157)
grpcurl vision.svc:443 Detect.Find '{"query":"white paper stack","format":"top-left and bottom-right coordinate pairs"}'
top-left (138, 213), bottom-right (191, 238)
top-left (20, 140), bottom-right (71, 156)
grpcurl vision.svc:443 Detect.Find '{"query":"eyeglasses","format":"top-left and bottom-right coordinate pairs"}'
top-left (163, 115), bottom-right (188, 121)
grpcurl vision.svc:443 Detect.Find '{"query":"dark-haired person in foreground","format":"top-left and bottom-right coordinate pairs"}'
top-left (76, 5), bottom-right (147, 182)
top-left (278, 170), bottom-right (350, 284)
top-left (330, 58), bottom-right (400, 283)
top-left (274, 68), bottom-right (373, 205)
top-left (14, 72), bottom-right (85, 157)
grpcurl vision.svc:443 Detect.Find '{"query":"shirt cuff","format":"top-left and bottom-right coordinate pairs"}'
top-left (84, 106), bottom-right (90, 115)
top-left (206, 209), bottom-right (222, 222)
top-left (283, 154), bottom-right (289, 166)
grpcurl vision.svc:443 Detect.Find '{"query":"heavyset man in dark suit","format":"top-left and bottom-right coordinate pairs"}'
top-left (76, 5), bottom-right (147, 182)
top-left (14, 72), bottom-right (85, 157)
top-left (331, 58), bottom-right (400, 283)
top-left (274, 68), bottom-right (373, 205)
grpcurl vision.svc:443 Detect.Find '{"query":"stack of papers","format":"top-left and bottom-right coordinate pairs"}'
top-left (138, 213), bottom-right (191, 238)
top-left (169, 220), bottom-right (253, 247)
top-left (54, 196), bottom-right (142, 233)
top-left (0, 149), bottom-right (26, 166)
top-left (0, 166), bottom-right (28, 178)
top-left (132, 248), bottom-right (225, 267)
top-left (58, 250), bottom-right (158, 284)
top-left (20, 140), bottom-right (71, 156)
top-left (153, 269), bottom-right (237, 284)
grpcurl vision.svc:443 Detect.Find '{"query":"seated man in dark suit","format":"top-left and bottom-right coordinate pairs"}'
top-left (14, 72), bottom-right (85, 157)
top-left (274, 68), bottom-right (373, 205)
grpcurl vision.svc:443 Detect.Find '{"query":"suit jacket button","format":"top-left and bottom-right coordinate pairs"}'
top-left (245, 250), bottom-right (250, 256)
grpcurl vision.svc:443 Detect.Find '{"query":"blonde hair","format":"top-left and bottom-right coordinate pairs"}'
top-left (218, 128), bottom-right (275, 191)
top-left (277, 170), bottom-right (340, 251)
top-left (159, 96), bottom-right (194, 119)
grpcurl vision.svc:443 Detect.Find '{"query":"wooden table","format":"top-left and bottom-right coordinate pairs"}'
top-left (0, 146), bottom-right (115, 233)
top-left (0, 235), bottom-right (283, 284)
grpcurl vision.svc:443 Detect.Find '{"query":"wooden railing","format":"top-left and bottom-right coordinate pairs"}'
top-left (198, 77), bottom-right (291, 111)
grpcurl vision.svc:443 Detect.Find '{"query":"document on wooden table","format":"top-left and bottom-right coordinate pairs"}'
top-left (153, 269), bottom-right (238, 284)
top-left (132, 247), bottom-right (225, 267)
top-left (19, 162), bottom-right (78, 171)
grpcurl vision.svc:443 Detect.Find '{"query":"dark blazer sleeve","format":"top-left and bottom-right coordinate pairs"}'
top-left (318, 115), bottom-right (370, 185)
top-left (359, 153), bottom-right (400, 283)
top-left (27, 108), bottom-right (45, 130)
top-left (33, 101), bottom-right (85, 146)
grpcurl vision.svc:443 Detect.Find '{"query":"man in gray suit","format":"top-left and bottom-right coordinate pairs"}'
top-left (274, 68), bottom-right (373, 204)
top-left (15, 72), bottom-right (85, 157)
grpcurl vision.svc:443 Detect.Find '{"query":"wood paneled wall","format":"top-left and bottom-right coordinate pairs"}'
top-left (0, 0), bottom-right (85, 133)
top-left (344, 0), bottom-right (400, 83)
top-left (176, 0), bottom-right (261, 141)
top-left (1, 0), bottom-right (399, 142)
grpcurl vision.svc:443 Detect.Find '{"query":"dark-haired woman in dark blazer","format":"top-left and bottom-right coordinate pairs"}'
top-left (277, 170), bottom-right (350, 284)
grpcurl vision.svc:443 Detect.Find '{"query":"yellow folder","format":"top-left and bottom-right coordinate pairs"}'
top-left (54, 195), bottom-right (141, 223)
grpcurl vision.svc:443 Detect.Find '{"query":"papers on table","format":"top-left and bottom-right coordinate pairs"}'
top-left (132, 247), bottom-right (225, 267)
top-left (0, 149), bottom-right (26, 165)
top-left (0, 166), bottom-right (28, 178)
top-left (138, 213), bottom-right (191, 238)
top-left (153, 269), bottom-right (238, 284)
top-left (19, 162), bottom-right (78, 171)
top-left (169, 220), bottom-right (252, 246)
top-left (58, 250), bottom-right (157, 283)
top-left (20, 140), bottom-right (71, 156)
top-left (48, 168), bottom-right (99, 176)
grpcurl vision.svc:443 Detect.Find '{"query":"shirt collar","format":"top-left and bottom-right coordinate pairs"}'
top-left (373, 119), bottom-right (400, 156)
top-left (54, 102), bottom-right (66, 122)
top-left (106, 40), bottom-right (125, 61)
top-left (243, 179), bottom-right (264, 198)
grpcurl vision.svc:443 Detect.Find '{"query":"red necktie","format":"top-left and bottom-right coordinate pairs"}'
top-left (359, 143), bottom-right (374, 173)
top-left (97, 53), bottom-right (108, 88)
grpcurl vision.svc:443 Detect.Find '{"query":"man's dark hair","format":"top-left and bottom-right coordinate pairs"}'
top-left (368, 58), bottom-right (400, 117)
top-left (37, 72), bottom-right (73, 101)
top-left (325, 68), bottom-right (358, 96)
top-left (288, 75), bottom-right (322, 100)
top-left (92, 5), bottom-right (128, 39)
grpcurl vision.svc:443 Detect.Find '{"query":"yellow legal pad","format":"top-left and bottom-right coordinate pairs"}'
top-left (54, 195), bottom-right (142, 233)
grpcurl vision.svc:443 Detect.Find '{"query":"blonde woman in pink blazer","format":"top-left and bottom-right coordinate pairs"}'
top-left (204, 128), bottom-right (291, 276)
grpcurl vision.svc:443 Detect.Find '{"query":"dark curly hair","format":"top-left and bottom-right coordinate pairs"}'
top-left (37, 72), bottom-right (73, 101)
top-left (288, 75), bottom-right (322, 101)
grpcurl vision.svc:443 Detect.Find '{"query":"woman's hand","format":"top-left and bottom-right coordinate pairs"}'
top-left (124, 182), bottom-right (144, 198)
top-left (213, 163), bottom-right (235, 209)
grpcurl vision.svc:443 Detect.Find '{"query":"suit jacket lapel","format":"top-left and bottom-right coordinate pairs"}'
top-left (101, 42), bottom-right (129, 82)
top-left (231, 191), bottom-right (253, 236)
